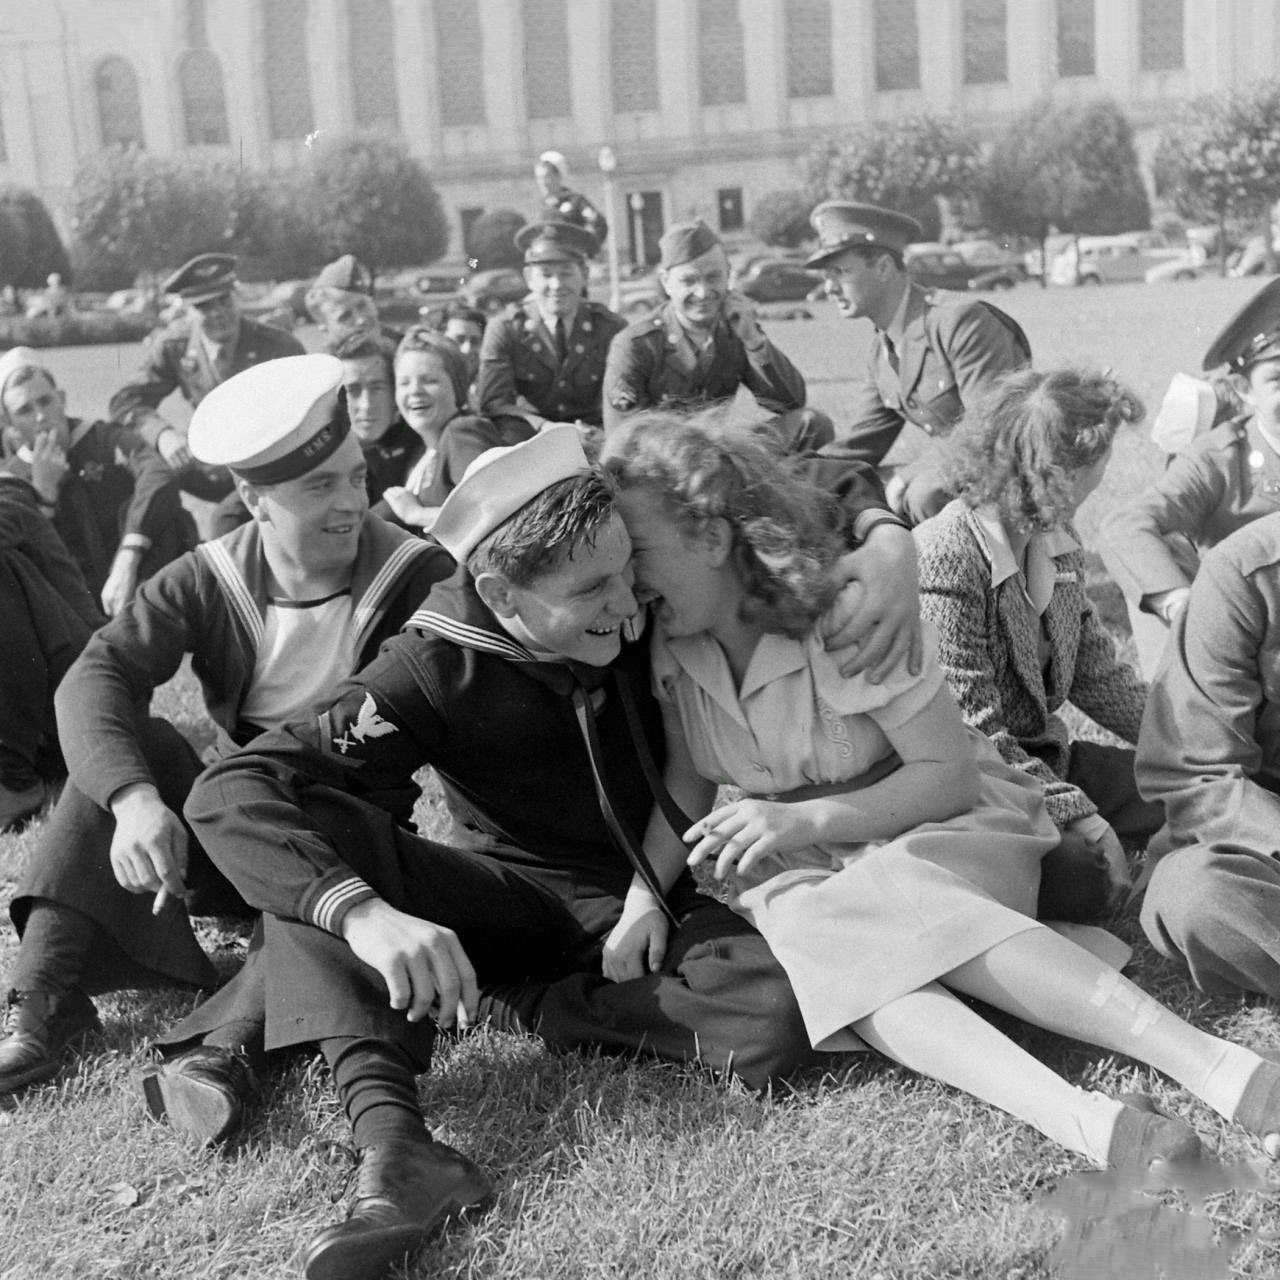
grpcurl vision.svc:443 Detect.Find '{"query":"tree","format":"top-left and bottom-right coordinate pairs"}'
top-left (805, 115), bottom-right (982, 242)
top-left (302, 135), bottom-right (449, 280)
top-left (978, 98), bottom-right (1150, 285)
top-left (1153, 84), bottom-right (1280, 273)
top-left (0, 187), bottom-right (71, 289)
top-left (747, 189), bottom-right (816, 249)
top-left (69, 147), bottom-right (233, 284)
top-left (466, 209), bottom-right (527, 271)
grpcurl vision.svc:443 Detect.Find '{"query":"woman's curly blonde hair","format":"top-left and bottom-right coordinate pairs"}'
top-left (601, 409), bottom-right (843, 638)
top-left (947, 367), bottom-right (1144, 532)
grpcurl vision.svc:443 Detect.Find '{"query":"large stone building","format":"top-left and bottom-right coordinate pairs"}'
top-left (0, 0), bottom-right (1273, 266)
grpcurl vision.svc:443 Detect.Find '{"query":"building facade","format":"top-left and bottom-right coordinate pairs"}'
top-left (0, 0), bottom-right (1274, 266)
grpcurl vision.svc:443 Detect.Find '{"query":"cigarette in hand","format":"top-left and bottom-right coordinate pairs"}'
top-left (152, 886), bottom-right (172, 916)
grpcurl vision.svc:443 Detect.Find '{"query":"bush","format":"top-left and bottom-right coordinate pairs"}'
top-left (300, 136), bottom-right (450, 281)
top-left (0, 187), bottom-right (72, 289)
top-left (466, 209), bottom-right (527, 271)
top-left (747, 190), bottom-right (816, 249)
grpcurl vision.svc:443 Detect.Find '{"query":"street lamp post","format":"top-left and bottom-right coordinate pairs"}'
top-left (597, 146), bottom-right (621, 314)
top-left (629, 193), bottom-right (646, 273)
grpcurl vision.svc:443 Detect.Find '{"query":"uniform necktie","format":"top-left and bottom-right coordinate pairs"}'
top-left (884, 334), bottom-right (900, 376)
top-left (555, 318), bottom-right (568, 364)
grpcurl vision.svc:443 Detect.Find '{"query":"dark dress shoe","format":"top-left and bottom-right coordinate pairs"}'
top-left (303, 1139), bottom-right (493, 1280)
top-left (141, 1044), bottom-right (258, 1145)
top-left (0, 987), bottom-right (100, 1094)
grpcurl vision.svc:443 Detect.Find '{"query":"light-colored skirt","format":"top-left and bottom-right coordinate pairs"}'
top-left (729, 744), bottom-right (1126, 1051)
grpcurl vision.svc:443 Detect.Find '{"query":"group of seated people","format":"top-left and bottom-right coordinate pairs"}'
top-left (6, 200), bottom-right (1280, 1280)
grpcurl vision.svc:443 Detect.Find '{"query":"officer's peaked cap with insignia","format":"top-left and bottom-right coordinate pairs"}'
top-left (658, 220), bottom-right (721, 270)
top-left (1202, 278), bottom-right (1280, 372)
top-left (188, 353), bottom-right (351, 485)
top-left (804, 202), bottom-right (922, 269)
top-left (433, 424), bottom-right (590, 564)
top-left (516, 220), bottom-right (598, 264)
top-left (312, 253), bottom-right (375, 295)
top-left (162, 252), bottom-right (238, 303)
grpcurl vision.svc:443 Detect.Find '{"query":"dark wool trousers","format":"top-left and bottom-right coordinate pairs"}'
top-left (167, 785), bottom-right (813, 1092)
top-left (11, 717), bottom-right (250, 994)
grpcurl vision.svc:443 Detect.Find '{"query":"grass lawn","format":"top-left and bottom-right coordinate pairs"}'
top-left (4, 278), bottom-right (1280, 1279)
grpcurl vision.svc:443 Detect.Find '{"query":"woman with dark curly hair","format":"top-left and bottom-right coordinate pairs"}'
top-left (914, 367), bottom-right (1161, 923)
top-left (601, 409), bottom-right (1280, 1172)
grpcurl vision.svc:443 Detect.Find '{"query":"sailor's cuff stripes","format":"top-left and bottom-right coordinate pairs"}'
top-left (308, 875), bottom-right (378, 935)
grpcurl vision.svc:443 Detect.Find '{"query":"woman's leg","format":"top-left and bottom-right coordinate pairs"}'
top-left (852, 982), bottom-right (1198, 1167)
top-left (944, 926), bottom-right (1279, 1142)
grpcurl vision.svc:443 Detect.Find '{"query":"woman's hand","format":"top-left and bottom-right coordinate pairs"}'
top-left (381, 486), bottom-right (438, 529)
top-left (685, 799), bottom-right (816, 880)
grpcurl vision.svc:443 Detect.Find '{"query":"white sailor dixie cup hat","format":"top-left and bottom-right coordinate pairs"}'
top-left (188, 353), bottom-right (350, 484)
top-left (433, 424), bottom-right (590, 564)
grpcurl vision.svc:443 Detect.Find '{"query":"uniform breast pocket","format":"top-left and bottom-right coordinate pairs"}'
top-left (911, 365), bottom-right (963, 433)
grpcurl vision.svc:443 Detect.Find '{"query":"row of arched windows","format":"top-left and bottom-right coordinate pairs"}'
top-left (94, 49), bottom-right (229, 150)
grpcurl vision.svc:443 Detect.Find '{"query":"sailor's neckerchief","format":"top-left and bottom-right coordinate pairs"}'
top-left (406, 568), bottom-right (675, 916)
top-left (197, 516), bottom-right (443, 663)
top-left (403, 566), bottom-right (646, 700)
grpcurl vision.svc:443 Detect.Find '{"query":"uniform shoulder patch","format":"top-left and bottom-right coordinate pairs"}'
top-left (331, 692), bottom-right (398, 755)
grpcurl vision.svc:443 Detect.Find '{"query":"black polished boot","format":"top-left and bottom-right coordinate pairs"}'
top-left (0, 987), bottom-right (100, 1094)
top-left (303, 1139), bottom-right (493, 1280)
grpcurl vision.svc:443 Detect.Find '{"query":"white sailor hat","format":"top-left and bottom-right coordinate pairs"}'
top-left (189, 353), bottom-right (350, 484)
top-left (433, 424), bottom-right (590, 564)
top-left (0, 346), bottom-right (49, 397)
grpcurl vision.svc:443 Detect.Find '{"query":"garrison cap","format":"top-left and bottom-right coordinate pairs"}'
top-left (162, 252), bottom-right (238, 303)
top-left (804, 202), bottom-right (922, 269)
top-left (433, 424), bottom-right (589, 564)
top-left (188, 353), bottom-right (350, 485)
top-left (1202, 278), bottom-right (1280, 372)
top-left (658, 220), bottom-right (721, 270)
top-left (515, 220), bottom-right (598, 264)
top-left (312, 253), bottom-right (374, 295)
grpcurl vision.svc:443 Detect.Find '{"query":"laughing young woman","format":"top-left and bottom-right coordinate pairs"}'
top-left (601, 410), bottom-right (1280, 1173)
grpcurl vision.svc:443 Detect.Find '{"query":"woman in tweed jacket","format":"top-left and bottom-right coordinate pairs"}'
top-left (914, 369), bottom-right (1162, 917)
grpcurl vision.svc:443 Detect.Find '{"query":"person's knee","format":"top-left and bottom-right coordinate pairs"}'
top-left (1142, 845), bottom-right (1250, 941)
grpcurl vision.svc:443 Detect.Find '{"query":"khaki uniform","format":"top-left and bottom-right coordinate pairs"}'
top-left (477, 299), bottom-right (624, 428)
top-left (1136, 512), bottom-right (1280, 998)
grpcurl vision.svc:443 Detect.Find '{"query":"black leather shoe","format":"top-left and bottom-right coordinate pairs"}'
top-left (0, 987), bottom-right (101, 1094)
top-left (141, 1045), bottom-right (258, 1145)
top-left (303, 1139), bottom-right (493, 1280)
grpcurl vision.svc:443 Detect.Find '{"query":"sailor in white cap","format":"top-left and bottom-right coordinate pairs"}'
top-left (534, 149), bottom-right (608, 245)
top-left (0, 352), bottom-right (453, 1114)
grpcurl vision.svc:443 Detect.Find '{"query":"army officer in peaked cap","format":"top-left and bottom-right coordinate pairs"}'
top-left (476, 219), bottom-right (625, 445)
top-left (0, 354), bottom-right (452, 1102)
top-left (109, 252), bottom-right (304, 498)
top-left (603, 220), bottom-right (833, 454)
top-left (1102, 278), bottom-right (1280, 678)
top-left (808, 201), bottom-right (1030, 524)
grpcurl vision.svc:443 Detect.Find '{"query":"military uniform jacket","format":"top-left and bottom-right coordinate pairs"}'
top-left (832, 283), bottom-right (1030, 467)
top-left (602, 301), bottom-right (807, 433)
top-left (1101, 416), bottom-right (1280, 607)
top-left (915, 499), bottom-right (1148, 828)
top-left (109, 315), bottom-right (305, 449)
top-left (478, 299), bottom-right (625, 427)
top-left (1, 417), bottom-right (191, 594)
top-left (185, 568), bottom-right (667, 937)
top-left (54, 515), bottom-right (453, 814)
top-left (1136, 513), bottom-right (1280, 857)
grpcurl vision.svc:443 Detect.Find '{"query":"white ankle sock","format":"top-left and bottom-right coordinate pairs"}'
top-left (1192, 1041), bottom-right (1265, 1121)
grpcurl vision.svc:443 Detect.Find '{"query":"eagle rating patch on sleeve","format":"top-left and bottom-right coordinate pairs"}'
top-left (330, 692), bottom-right (398, 755)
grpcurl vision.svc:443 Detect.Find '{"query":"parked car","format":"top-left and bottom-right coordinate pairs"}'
top-left (614, 274), bottom-right (664, 317)
top-left (732, 258), bottom-right (825, 303)
top-left (1144, 243), bottom-right (1208, 284)
top-left (1048, 232), bottom-right (1179, 286)
top-left (904, 245), bottom-right (1022, 293)
top-left (457, 268), bottom-right (528, 314)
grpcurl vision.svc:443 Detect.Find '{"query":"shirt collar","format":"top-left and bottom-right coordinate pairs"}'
top-left (970, 504), bottom-right (1079, 592)
top-left (883, 280), bottom-right (913, 350)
